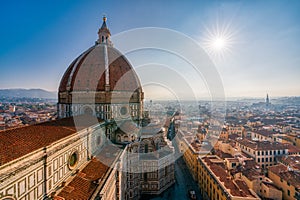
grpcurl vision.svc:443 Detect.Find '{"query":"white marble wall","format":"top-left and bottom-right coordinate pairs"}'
top-left (0, 122), bottom-right (105, 199)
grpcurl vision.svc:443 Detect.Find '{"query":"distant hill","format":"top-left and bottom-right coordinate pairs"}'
top-left (0, 89), bottom-right (57, 99)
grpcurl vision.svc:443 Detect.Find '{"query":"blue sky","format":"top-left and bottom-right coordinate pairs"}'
top-left (0, 0), bottom-right (300, 98)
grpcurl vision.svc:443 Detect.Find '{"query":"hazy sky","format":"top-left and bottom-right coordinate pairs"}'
top-left (0, 0), bottom-right (299, 98)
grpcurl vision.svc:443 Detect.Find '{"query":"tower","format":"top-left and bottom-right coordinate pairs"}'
top-left (266, 93), bottom-right (270, 108)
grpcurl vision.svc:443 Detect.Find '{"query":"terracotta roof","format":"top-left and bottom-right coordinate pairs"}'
top-left (253, 130), bottom-right (275, 137)
top-left (268, 163), bottom-right (300, 189)
top-left (236, 138), bottom-right (288, 151)
top-left (202, 156), bottom-right (256, 198)
top-left (58, 45), bottom-right (141, 93)
top-left (215, 150), bottom-right (233, 159)
top-left (278, 155), bottom-right (300, 171)
top-left (242, 169), bottom-right (261, 181)
top-left (228, 133), bottom-right (240, 141)
top-left (0, 115), bottom-right (103, 165)
top-left (286, 143), bottom-right (300, 154)
top-left (55, 159), bottom-right (108, 200)
top-left (55, 144), bottom-right (121, 199)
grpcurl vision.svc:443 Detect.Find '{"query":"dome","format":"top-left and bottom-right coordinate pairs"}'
top-left (57, 17), bottom-right (143, 120)
top-left (58, 45), bottom-right (141, 93)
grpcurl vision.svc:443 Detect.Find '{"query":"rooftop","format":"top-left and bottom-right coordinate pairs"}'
top-left (202, 155), bottom-right (257, 198)
top-left (278, 155), bottom-right (300, 171)
top-left (0, 115), bottom-right (103, 165)
top-left (268, 163), bottom-right (300, 190)
top-left (253, 129), bottom-right (275, 137)
top-left (55, 144), bottom-right (121, 199)
top-left (236, 138), bottom-right (288, 151)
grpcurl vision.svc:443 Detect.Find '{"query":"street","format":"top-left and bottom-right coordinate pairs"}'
top-left (142, 121), bottom-right (202, 200)
top-left (147, 156), bottom-right (202, 200)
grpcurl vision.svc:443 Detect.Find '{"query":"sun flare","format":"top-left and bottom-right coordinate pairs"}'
top-left (212, 37), bottom-right (226, 50)
top-left (201, 22), bottom-right (238, 60)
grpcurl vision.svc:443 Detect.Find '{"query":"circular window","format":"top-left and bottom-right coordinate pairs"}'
top-left (83, 107), bottom-right (93, 115)
top-left (68, 151), bottom-right (79, 169)
top-left (120, 106), bottom-right (128, 116)
top-left (1, 197), bottom-right (15, 200)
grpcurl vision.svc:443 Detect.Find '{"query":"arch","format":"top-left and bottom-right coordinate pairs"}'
top-left (82, 106), bottom-right (94, 115)
top-left (117, 134), bottom-right (121, 142)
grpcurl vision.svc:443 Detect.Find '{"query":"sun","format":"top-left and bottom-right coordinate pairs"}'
top-left (200, 21), bottom-right (237, 60)
top-left (212, 37), bottom-right (226, 50)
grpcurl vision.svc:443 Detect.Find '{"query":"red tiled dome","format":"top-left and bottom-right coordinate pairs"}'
top-left (58, 45), bottom-right (141, 93)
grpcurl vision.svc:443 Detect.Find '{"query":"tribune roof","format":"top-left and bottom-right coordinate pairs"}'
top-left (55, 144), bottom-right (121, 199)
top-left (0, 115), bottom-right (103, 165)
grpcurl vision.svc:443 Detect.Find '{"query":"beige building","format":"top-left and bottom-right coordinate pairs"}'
top-left (268, 163), bottom-right (300, 200)
top-left (251, 130), bottom-right (275, 142)
top-left (176, 130), bottom-right (211, 181)
top-left (197, 155), bottom-right (260, 200)
top-left (236, 138), bottom-right (288, 168)
top-left (0, 17), bottom-right (174, 200)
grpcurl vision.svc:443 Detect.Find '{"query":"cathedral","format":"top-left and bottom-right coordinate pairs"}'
top-left (0, 17), bottom-right (174, 200)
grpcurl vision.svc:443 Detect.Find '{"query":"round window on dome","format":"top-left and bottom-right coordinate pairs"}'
top-left (120, 106), bottom-right (128, 116)
top-left (68, 151), bottom-right (79, 170)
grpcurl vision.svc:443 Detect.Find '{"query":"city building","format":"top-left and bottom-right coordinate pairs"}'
top-left (197, 155), bottom-right (260, 200)
top-left (0, 115), bottom-right (120, 200)
top-left (251, 130), bottom-right (275, 142)
top-left (121, 124), bottom-right (175, 199)
top-left (176, 130), bottom-right (211, 181)
top-left (268, 163), bottom-right (300, 200)
top-left (0, 17), bottom-right (174, 200)
top-left (236, 138), bottom-right (288, 168)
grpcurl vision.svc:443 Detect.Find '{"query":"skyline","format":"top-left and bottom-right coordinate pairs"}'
top-left (1, 0), bottom-right (300, 98)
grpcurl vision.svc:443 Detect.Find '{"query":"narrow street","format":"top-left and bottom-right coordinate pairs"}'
top-left (148, 156), bottom-right (202, 200)
top-left (143, 120), bottom-right (202, 200)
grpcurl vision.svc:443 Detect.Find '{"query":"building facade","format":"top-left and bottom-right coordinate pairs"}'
top-left (120, 126), bottom-right (175, 200)
top-left (197, 155), bottom-right (260, 200)
top-left (236, 138), bottom-right (288, 168)
top-left (268, 164), bottom-right (300, 200)
top-left (0, 116), bottom-right (121, 200)
top-left (0, 17), bottom-right (174, 200)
